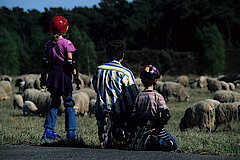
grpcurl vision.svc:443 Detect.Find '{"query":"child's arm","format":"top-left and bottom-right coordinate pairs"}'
top-left (67, 52), bottom-right (81, 89)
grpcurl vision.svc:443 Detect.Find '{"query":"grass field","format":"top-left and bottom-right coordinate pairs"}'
top-left (0, 85), bottom-right (240, 156)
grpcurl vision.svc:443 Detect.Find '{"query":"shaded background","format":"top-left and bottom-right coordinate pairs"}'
top-left (0, 0), bottom-right (239, 76)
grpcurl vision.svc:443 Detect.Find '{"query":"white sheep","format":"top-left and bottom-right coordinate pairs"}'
top-left (207, 78), bottom-right (222, 92)
top-left (73, 91), bottom-right (90, 116)
top-left (79, 73), bottom-right (92, 88)
top-left (220, 81), bottom-right (230, 90)
top-left (89, 99), bottom-right (97, 117)
top-left (228, 82), bottom-right (235, 91)
top-left (213, 90), bottom-right (240, 103)
top-left (13, 94), bottom-right (24, 109)
top-left (0, 86), bottom-right (8, 100)
top-left (23, 100), bottom-right (38, 116)
top-left (179, 99), bottom-right (219, 132)
top-left (162, 81), bottom-right (190, 102)
top-left (0, 75), bottom-right (12, 82)
top-left (176, 75), bottom-right (189, 87)
top-left (22, 89), bottom-right (65, 116)
top-left (0, 80), bottom-right (12, 97)
top-left (213, 102), bottom-right (240, 132)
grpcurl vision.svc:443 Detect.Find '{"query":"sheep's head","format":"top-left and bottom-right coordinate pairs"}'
top-left (179, 108), bottom-right (192, 131)
top-left (185, 95), bottom-right (190, 101)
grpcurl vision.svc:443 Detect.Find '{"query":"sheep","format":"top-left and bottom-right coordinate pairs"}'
top-left (34, 78), bottom-right (42, 90)
top-left (228, 82), bottom-right (235, 91)
top-left (155, 81), bottom-right (164, 94)
top-left (213, 102), bottom-right (240, 132)
top-left (176, 75), bottom-right (189, 87)
top-left (135, 78), bottom-right (143, 88)
top-left (79, 88), bottom-right (97, 100)
top-left (22, 89), bottom-right (64, 116)
top-left (0, 80), bottom-right (12, 97)
top-left (179, 99), bottom-right (218, 132)
top-left (213, 90), bottom-right (240, 103)
top-left (23, 100), bottom-right (38, 116)
top-left (89, 99), bottom-right (97, 117)
top-left (0, 75), bottom-right (12, 82)
top-left (162, 82), bottom-right (190, 102)
top-left (0, 86), bottom-right (8, 100)
top-left (73, 91), bottom-right (90, 116)
top-left (23, 79), bottom-right (35, 91)
top-left (220, 81), bottom-right (230, 90)
top-left (79, 73), bottom-right (92, 88)
top-left (13, 94), bottom-right (24, 109)
top-left (207, 78), bottom-right (222, 92)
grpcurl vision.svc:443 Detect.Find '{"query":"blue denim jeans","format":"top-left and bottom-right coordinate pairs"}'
top-left (44, 89), bottom-right (76, 131)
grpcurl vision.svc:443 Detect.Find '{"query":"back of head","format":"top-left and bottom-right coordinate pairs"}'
top-left (140, 65), bottom-right (161, 88)
top-left (106, 40), bottom-right (126, 61)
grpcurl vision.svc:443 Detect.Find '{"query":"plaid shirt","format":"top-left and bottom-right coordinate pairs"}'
top-left (92, 60), bottom-right (138, 114)
top-left (134, 90), bottom-right (169, 120)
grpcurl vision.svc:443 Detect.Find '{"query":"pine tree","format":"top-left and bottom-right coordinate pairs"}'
top-left (195, 24), bottom-right (225, 75)
top-left (70, 25), bottom-right (96, 75)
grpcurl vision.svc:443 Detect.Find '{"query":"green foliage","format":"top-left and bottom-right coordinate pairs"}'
top-left (195, 24), bottom-right (226, 75)
top-left (70, 26), bottom-right (96, 75)
top-left (0, 26), bottom-right (22, 75)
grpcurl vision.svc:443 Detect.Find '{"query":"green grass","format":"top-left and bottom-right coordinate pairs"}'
top-left (0, 86), bottom-right (240, 156)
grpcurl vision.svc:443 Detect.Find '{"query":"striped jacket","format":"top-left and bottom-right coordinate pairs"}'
top-left (134, 90), bottom-right (169, 121)
top-left (92, 60), bottom-right (138, 114)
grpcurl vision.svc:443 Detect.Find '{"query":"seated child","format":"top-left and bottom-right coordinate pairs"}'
top-left (130, 65), bottom-right (178, 151)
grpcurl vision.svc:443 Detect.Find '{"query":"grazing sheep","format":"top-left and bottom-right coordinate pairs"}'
top-left (0, 75), bottom-right (12, 82)
top-left (89, 99), bottom-right (97, 117)
top-left (220, 81), bottom-right (230, 90)
top-left (207, 78), bottom-right (222, 92)
top-left (13, 94), bottom-right (24, 109)
top-left (79, 88), bottom-right (97, 100)
top-left (228, 82), bottom-right (235, 91)
top-left (23, 100), bottom-right (38, 116)
top-left (176, 75), bottom-right (189, 87)
top-left (0, 80), bottom-right (12, 96)
top-left (162, 82), bottom-right (190, 102)
top-left (23, 79), bottom-right (35, 91)
top-left (79, 73), bottom-right (92, 88)
top-left (179, 99), bottom-right (218, 132)
top-left (34, 78), bottom-right (41, 90)
top-left (135, 78), bottom-right (143, 88)
top-left (213, 90), bottom-right (240, 103)
top-left (0, 86), bottom-right (8, 100)
top-left (155, 81), bottom-right (164, 94)
top-left (73, 91), bottom-right (90, 116)
top-left (22, 89), bottom-right (65, 116)
top-left (213, 102), bottom-right (240, 132)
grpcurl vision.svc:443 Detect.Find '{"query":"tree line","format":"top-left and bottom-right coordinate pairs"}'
top-left (0, 0), bottom-right (239, 76)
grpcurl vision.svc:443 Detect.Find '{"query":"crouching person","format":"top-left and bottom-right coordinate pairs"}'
top-left (92, 40), bottom-right (138, 148)
top-left (130, 65), bottom-right (178, 151)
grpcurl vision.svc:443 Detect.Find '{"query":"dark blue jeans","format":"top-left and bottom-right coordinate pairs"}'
top-left (44, 89), bottom-right (76, 131)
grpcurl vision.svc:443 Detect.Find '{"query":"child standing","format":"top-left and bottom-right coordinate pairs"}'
top-left (131, 65), bottom-right (178, 151)
top-left (40, 16), bottom-right (81, 141)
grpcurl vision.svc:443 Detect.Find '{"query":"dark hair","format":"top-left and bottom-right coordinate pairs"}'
top-left (141, 79), bottom-right (156, 88)
top-left (106, 40), bottom-right (126, 61)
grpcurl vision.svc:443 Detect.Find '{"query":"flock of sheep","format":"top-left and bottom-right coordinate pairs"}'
top-left (1, 74), bottom-right (96, 118)
top-left (136, 75), bottom-right (240, 132)
top-left (1, 73), bottom-right (240, 132)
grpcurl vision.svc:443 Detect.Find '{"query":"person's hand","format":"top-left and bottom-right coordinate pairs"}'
top-left (39, 74), bottom-right (47, 88)
top-left (73, 75), bottom-right (81, 90)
